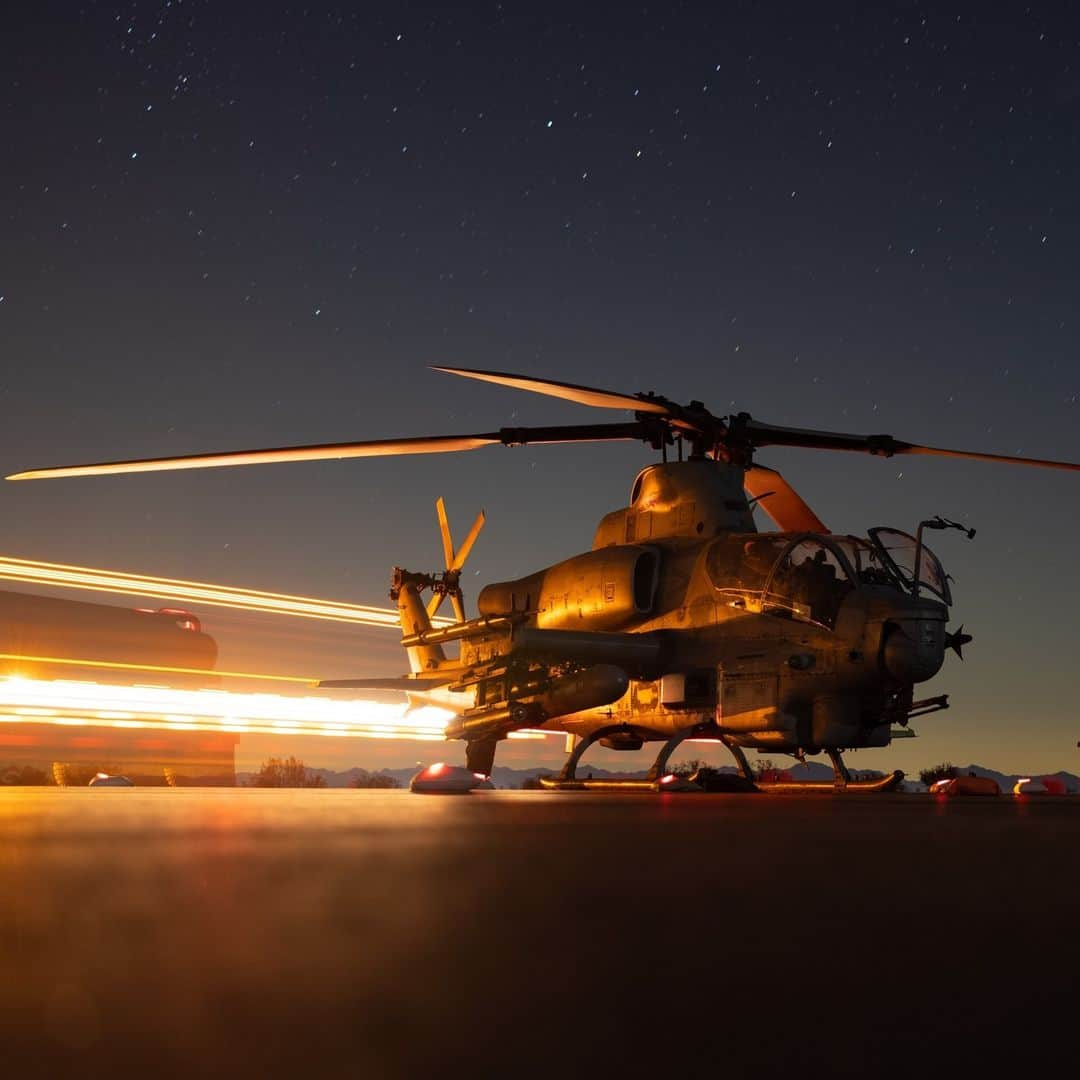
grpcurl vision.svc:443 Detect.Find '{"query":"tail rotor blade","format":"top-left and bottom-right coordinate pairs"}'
top-left (451, 509), bottom-right (486, 571)
top-left (427, 499), bottom-right (484, 623)
top-left (435, 497), bottom-right (455, 569)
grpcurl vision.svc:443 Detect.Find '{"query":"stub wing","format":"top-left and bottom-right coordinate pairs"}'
top-left (317, 675), bottom-right (456, 690)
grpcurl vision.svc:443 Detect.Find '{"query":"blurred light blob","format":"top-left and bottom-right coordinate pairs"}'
top-left (410, 762), bottom-right (494, 793)
top-left (0, 675), bottom-right (446, 740)
top-left (88, 772), bottom-right (134, 787)
top-left (0, 676), bottom-right (550, 743)
top-left (930, 775), bottom-right (1000, 797)
top-left (1013, 777), bottom-right (1048, 796)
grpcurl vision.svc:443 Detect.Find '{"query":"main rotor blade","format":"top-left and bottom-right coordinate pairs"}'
top-left (900, 444), bottom-right (1080, 471)
top-left (6, 434), bottom-right (504, 480)
top-left (745, 421), bottom-right (1080, 471)
top-left (744, 465), bottom-right (828, 533)
top-left (7, 422), bottom-right (650, 481)
top-left (432, 366), bottom-right (673, 416)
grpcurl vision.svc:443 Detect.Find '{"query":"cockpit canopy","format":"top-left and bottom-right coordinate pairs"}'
top-left (706, 534), bottom-right (857, 629)
top-left (866, 527), bottom-right (951, 604)
top-left (705, 527), bottom-right (950, 630)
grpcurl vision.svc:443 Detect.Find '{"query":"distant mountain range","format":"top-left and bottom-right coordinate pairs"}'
top-left (237, 763), bottom-right (659, 789)
top-left (238, 761), bottom-right (1080, 792)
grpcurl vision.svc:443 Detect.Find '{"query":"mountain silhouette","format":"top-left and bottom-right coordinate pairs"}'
top-left (239, 761), bottom-right (1080, 792)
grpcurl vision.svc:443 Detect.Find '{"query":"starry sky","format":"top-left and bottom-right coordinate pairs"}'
top-left (2, 2), bottom-right (1078, 776)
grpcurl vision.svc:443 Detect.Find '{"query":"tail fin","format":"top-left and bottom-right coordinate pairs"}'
top-left (392, 570), bottom-right (447, 673)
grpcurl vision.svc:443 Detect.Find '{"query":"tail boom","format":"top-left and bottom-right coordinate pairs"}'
top-left (392, 568), bottom-right (448, 673)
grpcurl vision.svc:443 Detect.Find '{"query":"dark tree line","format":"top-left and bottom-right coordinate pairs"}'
top-left (247, 756), bottom-right (326, 788)
top-left (246, 757), bottom-right (402, 788)
top-left (918, 762), bottom-right (958, 786)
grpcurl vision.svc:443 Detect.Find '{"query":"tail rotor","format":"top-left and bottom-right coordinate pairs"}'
top-left (426, 497), bottom-right (486, 624)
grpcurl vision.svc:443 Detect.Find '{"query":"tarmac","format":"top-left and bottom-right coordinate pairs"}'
top-left (2, 787), bottom-right (1078, 1077)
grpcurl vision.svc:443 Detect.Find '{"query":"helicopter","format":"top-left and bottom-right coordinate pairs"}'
top-left (9, 367), bottom-right (1080, 791)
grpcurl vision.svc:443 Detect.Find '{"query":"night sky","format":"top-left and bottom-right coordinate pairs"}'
top-left (2, 2), bottom-right (1078, 775)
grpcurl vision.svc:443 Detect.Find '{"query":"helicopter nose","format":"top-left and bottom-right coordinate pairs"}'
top-left (881, 610), bottom-right (947, 684)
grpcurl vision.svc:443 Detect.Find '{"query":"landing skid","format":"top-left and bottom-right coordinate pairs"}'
top-left (539, 725), bottom-right (904, 794)
top-left (756, 748), bottom-right (904, 793)
top-left (540, 723), bottom-right (754, 793)
top-left (539, 775), bottom-right (702, 792)
top-left (756, 771), bottom-right (905, 794)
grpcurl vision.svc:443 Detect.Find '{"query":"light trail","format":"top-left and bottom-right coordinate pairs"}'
top-left (0, 556), bottom-right (558, 745)
top-left (0, 676), bottom-right (551, 742)
top-left (0, 554), bottom-right (453, 629)
top-left (0, 652), bottom-right (316, 685)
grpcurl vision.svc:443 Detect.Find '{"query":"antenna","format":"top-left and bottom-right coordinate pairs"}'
top-left (913, 516), bottom-right (976, 598)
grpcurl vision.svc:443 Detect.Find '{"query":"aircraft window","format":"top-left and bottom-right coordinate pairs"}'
top-left (763, 538), bottom-right (855, 630)
top-left (869, 528), bottom-right (951, 604)
top-left (838, 536), bottom-right (905, 590)
top-left (705, 535), bottom-right (788, 598)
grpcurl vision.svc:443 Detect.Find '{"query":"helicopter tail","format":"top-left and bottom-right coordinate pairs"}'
top-left (393, 498), bottom-right (486, 673)
top-left (315, 571), bottom-right (459, 689)
top-left (393, 569), bottom-right (448, 673)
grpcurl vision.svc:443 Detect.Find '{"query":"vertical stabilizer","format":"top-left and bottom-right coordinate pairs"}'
top-left (392, 570), bottom-right (447, 673)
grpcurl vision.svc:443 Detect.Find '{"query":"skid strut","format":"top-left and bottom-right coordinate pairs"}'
top-left (645, 723), bottom-right (719, 782)
top-left (465, 736), bottom-right (499, 777)
top-left (539, 723), bottom-right (757, 792)
top-left (539, 724), bottom-right (904, 793)
top-left (721, 737), bottom-right (754, 783)
top-left (539, 724), bottom-right (659, 790)
top-left (828, 748), bottom-right (852, 785)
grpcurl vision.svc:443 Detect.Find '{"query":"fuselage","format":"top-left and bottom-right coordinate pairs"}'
top-left (406, 460), bottom-right (954, 756)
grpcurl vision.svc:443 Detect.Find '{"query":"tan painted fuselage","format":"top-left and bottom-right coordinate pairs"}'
top-left (400, 460), bottom-right (950, 758)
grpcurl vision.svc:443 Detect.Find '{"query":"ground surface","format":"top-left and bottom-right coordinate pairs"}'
top-left (2, 788), bottom-right (1077, 1077)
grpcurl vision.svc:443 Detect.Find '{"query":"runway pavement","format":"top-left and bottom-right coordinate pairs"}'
top-left (2, 788), bottom-right (1077, 1076)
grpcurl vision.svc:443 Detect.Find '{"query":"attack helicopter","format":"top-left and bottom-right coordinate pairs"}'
top-left (9, 368), bottom-right (1080, 791)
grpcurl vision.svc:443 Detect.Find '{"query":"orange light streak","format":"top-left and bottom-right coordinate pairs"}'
top-left (0, 675), bottom-right (448, 740)
top-left (0, 554), bottom-right (453, 628)
top-left (0, 652), bottom-right (315, 684)
top-left (0, 676), bottom-right (552, 743)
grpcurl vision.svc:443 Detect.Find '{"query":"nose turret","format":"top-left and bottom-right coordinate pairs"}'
top-left (878, 598), bottom-right (949, 684)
